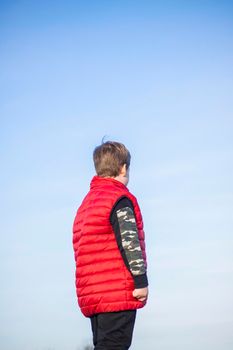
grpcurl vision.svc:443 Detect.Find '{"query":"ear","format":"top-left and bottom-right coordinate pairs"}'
top-left (120, 164), bottom-right (127, 176)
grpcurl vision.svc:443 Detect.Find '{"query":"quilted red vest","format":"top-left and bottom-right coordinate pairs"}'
top-left (72, 175), bottom-right (147, 317)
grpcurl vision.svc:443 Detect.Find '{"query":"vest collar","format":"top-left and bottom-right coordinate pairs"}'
top-left (90, 175), bottom-right (129, 191)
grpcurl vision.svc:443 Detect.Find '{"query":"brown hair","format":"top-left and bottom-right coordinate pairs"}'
top-left (93, 141), bottom-right (131, 177)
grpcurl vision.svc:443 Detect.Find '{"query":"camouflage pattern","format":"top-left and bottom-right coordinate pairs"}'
top-left (116, 206), bottom-right (146, 276)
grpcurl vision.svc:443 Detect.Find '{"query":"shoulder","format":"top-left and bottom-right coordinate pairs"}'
top-left (110, 196), bottom-right (135, 223)
top-left (114, 196), bottom-right (134, 210)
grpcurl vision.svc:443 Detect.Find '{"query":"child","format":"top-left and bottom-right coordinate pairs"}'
top-left (72, 141), bottom-right (148, 350)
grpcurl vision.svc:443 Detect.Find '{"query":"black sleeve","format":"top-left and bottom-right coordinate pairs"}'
top-left (110, 196), bottom-right (148, 289)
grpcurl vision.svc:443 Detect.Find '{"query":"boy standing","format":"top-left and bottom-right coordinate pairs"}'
top-left (72, 141), bottom-right (148, 350)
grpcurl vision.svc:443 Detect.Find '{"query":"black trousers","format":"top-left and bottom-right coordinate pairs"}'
top-left (90, 310), bottom-right (137, 350)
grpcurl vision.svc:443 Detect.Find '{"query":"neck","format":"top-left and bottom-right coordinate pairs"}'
top-left (114, 175), bottom-right (128, 186)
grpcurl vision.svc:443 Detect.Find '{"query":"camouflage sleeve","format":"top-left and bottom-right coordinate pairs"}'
top-left (116, 206), bottom-right (146, 276)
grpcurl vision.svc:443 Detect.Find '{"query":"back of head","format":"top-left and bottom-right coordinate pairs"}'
top-left (93, 141), bottom-right (131, 177)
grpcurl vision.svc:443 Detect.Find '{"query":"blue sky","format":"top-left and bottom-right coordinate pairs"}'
top-left (1, 1), bottom-right (233, 349)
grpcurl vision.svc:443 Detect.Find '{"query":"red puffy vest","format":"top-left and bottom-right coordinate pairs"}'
top-left (72, 176), bottom-right (147, 317)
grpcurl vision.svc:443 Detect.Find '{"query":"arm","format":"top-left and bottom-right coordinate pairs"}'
top-left (110, 196), bottom-right (148, 299)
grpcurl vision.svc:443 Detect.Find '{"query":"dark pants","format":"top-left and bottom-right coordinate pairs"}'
top-left (90, 310), bottom-right (137, 350)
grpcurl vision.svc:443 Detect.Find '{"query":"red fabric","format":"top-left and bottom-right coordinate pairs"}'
top-left (72, 176), bottom-right (147, 317)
